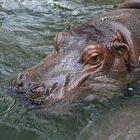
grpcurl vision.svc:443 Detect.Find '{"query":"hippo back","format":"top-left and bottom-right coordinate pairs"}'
top-left (118, 0), bottom-right (140, 9)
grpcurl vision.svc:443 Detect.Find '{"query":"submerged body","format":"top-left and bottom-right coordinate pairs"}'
top-left (11, 0), bottom-right (140, 105)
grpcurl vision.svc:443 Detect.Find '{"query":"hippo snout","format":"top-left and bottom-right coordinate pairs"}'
top-left (12, 72), bottom-right (64, 104)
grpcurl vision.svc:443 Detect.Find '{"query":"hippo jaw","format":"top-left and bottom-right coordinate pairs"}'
top-left (11, 28), bottom-right (130, 105)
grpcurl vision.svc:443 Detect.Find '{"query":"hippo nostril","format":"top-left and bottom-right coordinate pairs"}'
top-left (17, 80), bottom-right (23, 88)
top-left (14, 73), bottom-right (30, 93)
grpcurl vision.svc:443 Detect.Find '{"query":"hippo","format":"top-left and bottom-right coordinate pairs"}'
top-left (10, 0), bottom-right (140, 105)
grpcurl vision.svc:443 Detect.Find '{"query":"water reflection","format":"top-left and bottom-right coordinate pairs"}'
top-left (0, 0), bottom-right (140, 140)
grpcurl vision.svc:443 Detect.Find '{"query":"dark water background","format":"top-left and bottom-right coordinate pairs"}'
top-left (0, 0), bottom-right (140, 140)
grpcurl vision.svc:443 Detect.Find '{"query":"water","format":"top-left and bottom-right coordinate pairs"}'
top-left (0, 0), bottom-right (140, 140)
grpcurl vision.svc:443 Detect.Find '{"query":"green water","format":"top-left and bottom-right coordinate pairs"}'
top-left (0, 0), bottom-right (140, 140)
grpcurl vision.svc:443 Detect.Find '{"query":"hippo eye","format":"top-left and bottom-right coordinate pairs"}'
top-left (88, 53), bottom-right (102, 65)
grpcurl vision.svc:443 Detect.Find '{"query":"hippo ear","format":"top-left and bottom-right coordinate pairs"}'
top-left (110, 42), bottom-right (129, 55)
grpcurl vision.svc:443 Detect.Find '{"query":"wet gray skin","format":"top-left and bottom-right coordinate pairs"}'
top-left (11, 0), bottom-right (140, 105)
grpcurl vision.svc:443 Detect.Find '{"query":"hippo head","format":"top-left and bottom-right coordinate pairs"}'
top-left (11, 24), bottom-right (131, 105)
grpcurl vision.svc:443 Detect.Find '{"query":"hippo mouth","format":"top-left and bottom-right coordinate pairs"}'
top-left (10, 70), bottom-right (91, 105)
top-left (10, 73), bottom-right (64, 105)
top-left (10, 70), bottom-right (127, 107)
